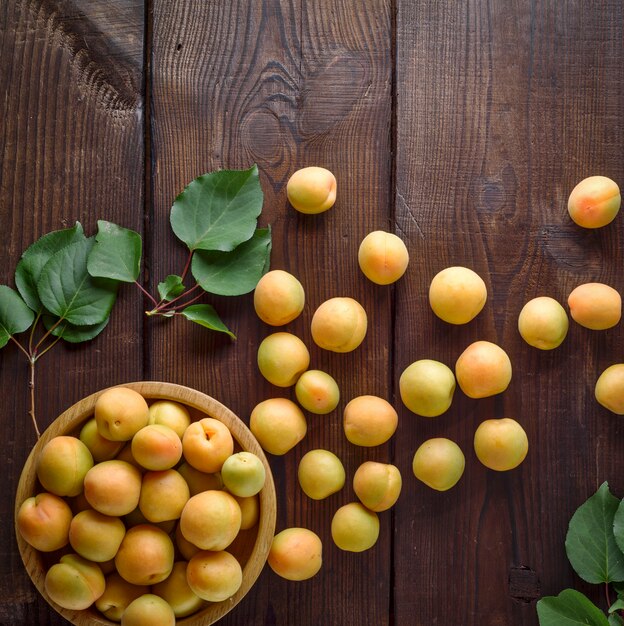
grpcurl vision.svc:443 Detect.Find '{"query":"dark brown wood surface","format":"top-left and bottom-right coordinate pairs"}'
top-left (1, 1), bottom-right (623, 624)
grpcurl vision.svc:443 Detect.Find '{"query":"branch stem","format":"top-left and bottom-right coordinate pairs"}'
top-left (158, 282), bottom-right (202, 311)
top-left (169, 290), bottom-right (205, 311)
top-left (606, 582), bottom-right (612, 611)
top-left (33, 317), bottom-right (64, 354)
top-left (28, 358), bottom-right (40, 439)
top-left (180, 249), bottom-right (194, 281)
top-left (10, 335), bottom-right (31, 360)
top-left (134, 280), bottom-right (158, 307)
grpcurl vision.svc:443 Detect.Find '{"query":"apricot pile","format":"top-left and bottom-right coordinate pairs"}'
top-left (17, 387), bottom-right (267, 623)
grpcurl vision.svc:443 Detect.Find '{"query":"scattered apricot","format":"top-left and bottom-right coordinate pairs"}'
top-left (473, 418), bottom-right (528, 471)
top-left (567, 175), bottom-right (621, 228)
top-left (429, 266), bottom-right (487, 324)
top-left (311, 297), bottom-right (367, 353)
top-left (518, 296), bottom-right (569, 349)
top-left (358, 230), bottom-right (409, 285)
top-left (287, 166), bottom-right (337, 214)
top-left (595, 364), bottom-right (624, 414)
top-left (568, 283), bottom-right (621, 330)
top-left (254, 270), bottom-right (305, 326)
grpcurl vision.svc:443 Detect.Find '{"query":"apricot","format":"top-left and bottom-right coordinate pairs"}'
top-left (250, 398), bottom-right (307, 455)
top-left (177, 462), bottom-right (223, 496)
top-left (180, 490), bottom-right (241, 551)
top-left (567, 175), bottom-right (621, 228)
top-left (429, 266), bottom-right (487, 324)
top-left (95, 572), bottom-right (148, 621)
top-left (131, 424), bottom-right (183, 471)
top-left (80, 418), bottom-right (123, 462)
top-left (268, 528), bottom-right (322, 581)
top-left (353, 461), bottom-right (402, 512)
top-left (568, 283), bottom-right (621, 330)
top-left (595, 364), bottom-right (624, 414)
top-left (115, 443), bottom-right (143, 470)
top-left (121, 593), bottom-right (175, 626)
top-left (84, 460), bottom-right (142, 517)
top-left (412, 438), bottom-right (465, 491)
top-left (147, 400), bottom-right (191, 439)
top-left (358, 230), bottom-right (409, 285)
top-left (343, 395), bottom-right (398, 447)
top-left (139, 470), bottom-right (190, 523)
top-left (474, 418), bottom-right (528, 471)
top-left (254, 269), bottom-right (305, 326)
top-left (455, 340), bottom-right (512, 398)
top-left (182, 417), bottom-right (234, 473)
top-left (36, 435), bottom-right (94, 497)
top-left (186, 550), bottom-right (243, 602)
top-left (297, 449), bottom-right (345, 500)
top-left (399, 359), bottom-right (456, 417)
top-left (257, 332), bottom-right (310, 387)
top-left (295, 369), bottom-right (340, 415)
top-left (233, 494), bottom-right (260, 530)
top-left (175, 523), bottom-right (200, 561)
top-left (45, 553), bottom-right (105, 610)
top-left (95, 387), bottom-right (149, 441)
top-left (287, 166), bottom-right (337, 214)
top-left (331, 503), bottom-right (379, 552)
top-left (221, 452), bottom-right (266, 497)
top-left (311, 297), bottom-right (367, 353)
top-left (115, 524), bottom-right (175, 585)
top-left (518, 296), bottom-right (569, 349)
top-left (153, 561), bottom-right (204, 618)
top-left (17, 492), bottom-right (73, 552)
top-left (69, 509), bottom-right (126, 562)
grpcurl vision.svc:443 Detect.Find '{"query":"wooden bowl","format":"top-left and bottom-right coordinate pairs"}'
top-left (15, 381), bottom-right (277, 625)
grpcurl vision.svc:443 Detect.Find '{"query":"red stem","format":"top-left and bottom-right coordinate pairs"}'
top-left (135, 280), bottom-right (158, 307)
top-left (32, 317), bottom-right (64, 354)
top-left (169, 290), bottom-right (205, 312)
top-left (180, 249), bottom-right (194, 281)
top-left (158, 283), bottom-right (202, 312)
top-left (606, 582), bottom-right (612, 611)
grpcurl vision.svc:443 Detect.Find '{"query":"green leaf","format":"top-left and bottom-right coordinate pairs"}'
top-left (15, 222), bottom-right (85, 311)
top-left (537, 589), bottom-right (609, 626)
top-left (609, 614), bottom-right (624, 626)
top-left (37, 238), bottom-right (119, 326)
top-left (191, 227), bottom-right (271, 296)
top-left (43, 315), bottom-right (109, 344)
top-left (0, 286), bottom-right (35, 348)
top-left (566, 482), bottom-right (624, 584)
top-left (610, 599), bottom-right (624, 614)
top-left (612, 498), bottom-right (624, 558)
top-left (158, 275), bottom-right (186, 301)
top-left (87, 220), bottom-right (142, 283)
top-left (180, 304), bottom-right (236, 339)
top-left (170, 165), bottom-right (263, 252)
top-left (613, 582), bottom-right (624, 599)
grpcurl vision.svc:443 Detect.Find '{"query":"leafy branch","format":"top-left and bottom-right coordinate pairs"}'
top-left (0, 164), bottom-right (272, 438)
top-left (537, 482), bottom-right (624, 626)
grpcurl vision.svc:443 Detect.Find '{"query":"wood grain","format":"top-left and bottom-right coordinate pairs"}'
top-left (2, 0), bottom-right (624, 624)
top-left (394, 1), bottom-right (624, 625)
top-left (149, 0), bottom-right (393, 624)
top-left (0, 1), bottom-right (144, 623)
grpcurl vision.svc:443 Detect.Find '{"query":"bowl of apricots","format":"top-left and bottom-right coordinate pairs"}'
top-left (15, 381), bottom-right (276, 625)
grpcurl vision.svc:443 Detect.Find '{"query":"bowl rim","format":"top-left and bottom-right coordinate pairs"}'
top-left (15, 381), bottom-right (277, 626)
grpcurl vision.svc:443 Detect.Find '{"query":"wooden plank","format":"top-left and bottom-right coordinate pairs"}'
top-left (0, 1), bottom-right (144, 623)
top-left (149, 0), bottom-right (393, 623)
top-left (394, 1), bottom-right (624, 624)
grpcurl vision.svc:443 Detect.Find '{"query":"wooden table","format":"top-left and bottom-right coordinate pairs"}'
top-left (1, 2), bottom-right (623, 624)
